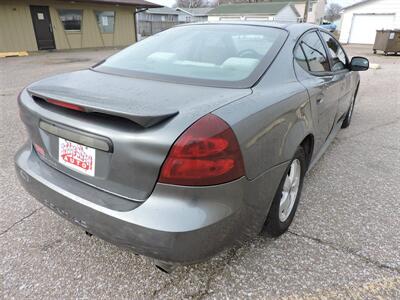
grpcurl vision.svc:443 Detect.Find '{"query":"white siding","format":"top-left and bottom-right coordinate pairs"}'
top-left (311, 0), bottom-right (326, 24)
top-left (294, 0), bottom-right (326, 23)
top-left (340, 0), bottom-right (400, 44)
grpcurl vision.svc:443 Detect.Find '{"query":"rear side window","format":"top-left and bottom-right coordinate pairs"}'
top-left (320, 32), bottom-right (348, 72)
top-left (295, 31), bottom-right (330, 73)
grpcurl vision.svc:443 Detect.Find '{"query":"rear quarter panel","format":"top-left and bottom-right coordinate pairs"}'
top-left (213, 39), bottom-right (313, 181)
top-left (213, 39), bottom-right (313, 226)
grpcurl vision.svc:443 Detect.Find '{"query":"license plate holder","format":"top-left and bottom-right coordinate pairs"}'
top-left (58, 138), bottom-right (96, 176)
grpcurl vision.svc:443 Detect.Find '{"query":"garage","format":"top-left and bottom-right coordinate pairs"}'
top-left (339, 0), bottom-right (400, 45)
top-left (349, 13), bottom-right (395, 44)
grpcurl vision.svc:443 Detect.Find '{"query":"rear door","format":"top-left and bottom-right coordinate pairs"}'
top-left (294, 30), bottom-right (339, 150)
top-left (30, 6), bottom-right (55, 50)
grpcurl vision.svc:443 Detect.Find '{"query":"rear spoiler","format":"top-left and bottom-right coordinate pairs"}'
top-left (27, 89), bottom-right (178, 128)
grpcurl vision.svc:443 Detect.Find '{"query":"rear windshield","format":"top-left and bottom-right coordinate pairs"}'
top-left (95, 24), bottom-right (287, 88)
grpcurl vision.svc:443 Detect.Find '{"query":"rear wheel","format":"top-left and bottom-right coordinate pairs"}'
top-left (264, 147), bottom-right (306, 237)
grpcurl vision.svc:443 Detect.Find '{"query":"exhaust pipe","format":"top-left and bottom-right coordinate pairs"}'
top-left (154, 260), bottom-right (177, 274)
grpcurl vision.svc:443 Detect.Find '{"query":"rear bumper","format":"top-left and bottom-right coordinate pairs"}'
top-left (15, 143), bottom-right (261, 264)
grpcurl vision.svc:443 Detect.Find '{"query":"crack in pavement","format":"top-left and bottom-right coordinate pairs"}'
top-left (288, 230), bottom-right (400, 275)
top-left (152, 241), bottom-right (252, 299)
top-left (0, 207), bottom-right (43, 237)
top-left (185, 247), bottom-right (240, 300)
top-left (151, 267), bottom-right (189, 299)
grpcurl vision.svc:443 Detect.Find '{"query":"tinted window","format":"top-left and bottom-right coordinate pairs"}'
top-left (297, 31), bottom-right (330, 72)
top-left (321, 32), bottom-right (347, 71)
top-left (97, 25), bottom-right (286, 84)
top-left (58, 9), bottom-right (82, 31)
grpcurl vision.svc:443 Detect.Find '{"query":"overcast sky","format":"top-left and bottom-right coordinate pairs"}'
top-left (149, 0), bottom-right (176, 7)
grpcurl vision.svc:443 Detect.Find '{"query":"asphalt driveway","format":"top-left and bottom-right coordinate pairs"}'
top-left (1, 45), bottom-right (399, 299)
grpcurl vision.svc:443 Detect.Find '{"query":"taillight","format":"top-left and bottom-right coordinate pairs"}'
top-left (158, 114), bottom-right (245, 186)
top-left (46, 98), bottom-right (84, 111)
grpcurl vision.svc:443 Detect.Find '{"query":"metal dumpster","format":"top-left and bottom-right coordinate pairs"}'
top-left (373, 30), bottom-right (400, 55)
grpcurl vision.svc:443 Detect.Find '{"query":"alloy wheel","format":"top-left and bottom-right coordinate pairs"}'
top-left (279, 159), bottom-right (301, 222)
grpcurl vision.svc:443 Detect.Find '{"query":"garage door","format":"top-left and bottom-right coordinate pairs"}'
top-left (349, 14), bottom-right (395, 44)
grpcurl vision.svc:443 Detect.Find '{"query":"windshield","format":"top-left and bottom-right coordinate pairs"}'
top-left (95, 24), bottom-right (287, 88)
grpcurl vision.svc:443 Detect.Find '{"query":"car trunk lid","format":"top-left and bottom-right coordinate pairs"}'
top-left (20, 70), bottom-right (251, 201)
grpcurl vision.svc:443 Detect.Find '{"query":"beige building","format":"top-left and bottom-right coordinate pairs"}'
top-left (0, 0), bottom-right (158, 53)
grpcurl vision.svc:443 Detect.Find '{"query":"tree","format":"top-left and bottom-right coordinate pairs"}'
top-left (177, 0), bottom-right (206, 8)
top-left (325, 3), bottom-right (342, 22)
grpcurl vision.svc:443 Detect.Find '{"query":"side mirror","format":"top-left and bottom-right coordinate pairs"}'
top-left (350, 56), bottom-right (369, 71)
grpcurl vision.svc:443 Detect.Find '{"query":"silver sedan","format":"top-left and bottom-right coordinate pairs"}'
top-left (15, 22), bottom-right (369, 272)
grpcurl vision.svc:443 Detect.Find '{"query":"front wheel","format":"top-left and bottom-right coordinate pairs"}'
top-left (264, 147), bottom-right (306, 237)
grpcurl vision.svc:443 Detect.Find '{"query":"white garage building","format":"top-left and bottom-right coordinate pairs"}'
top-left (339, 0), bottom-right (400, 44)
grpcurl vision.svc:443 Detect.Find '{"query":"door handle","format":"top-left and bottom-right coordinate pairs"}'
top-left (49, 25), bottom-right (53, 33)
top-left (317, 98), bottom-right (324, 104)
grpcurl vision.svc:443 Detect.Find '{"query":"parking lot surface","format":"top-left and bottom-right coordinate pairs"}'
top-left (1, 45), bottom-right (399, 299)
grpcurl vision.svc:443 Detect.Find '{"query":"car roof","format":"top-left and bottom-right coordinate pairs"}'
top-left (178, 21), bottom-right (318, 32)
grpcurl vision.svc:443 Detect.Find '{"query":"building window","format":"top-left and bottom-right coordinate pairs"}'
top-left (95, 11), bottom-right (115, 33)
top-left (58, 9), bottom-right (82, 31)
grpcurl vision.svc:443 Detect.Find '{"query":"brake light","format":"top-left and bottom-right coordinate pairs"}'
top-left (46, 98), bottom-right (84, 112)
top-left (159, 114), bottom-right (245, 186)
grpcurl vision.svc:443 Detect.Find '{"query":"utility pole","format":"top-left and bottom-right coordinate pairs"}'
top-left (303, 0), bottom-right (310, 23)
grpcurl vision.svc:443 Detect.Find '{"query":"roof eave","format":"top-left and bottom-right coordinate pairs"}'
top-left (343, 0), bottom-right (373, 10)
top-left (209, 13), bottom-right (276, 16)
top-left (69, 0), bottom-right (162, 8)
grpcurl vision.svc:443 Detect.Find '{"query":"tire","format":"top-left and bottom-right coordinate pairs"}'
top-left (264, 147), bottom-right (306, 237)
top-left (341, 84), bottom-right (359, 129)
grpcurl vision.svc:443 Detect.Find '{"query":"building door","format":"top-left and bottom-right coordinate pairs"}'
top-left (348, 13), bottom-right (395, 44)
top-left (30, 6), bottom-right (55, 50)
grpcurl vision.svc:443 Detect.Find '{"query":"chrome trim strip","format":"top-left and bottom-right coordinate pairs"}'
top-left (39, 120), bottom-right (112, 152)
